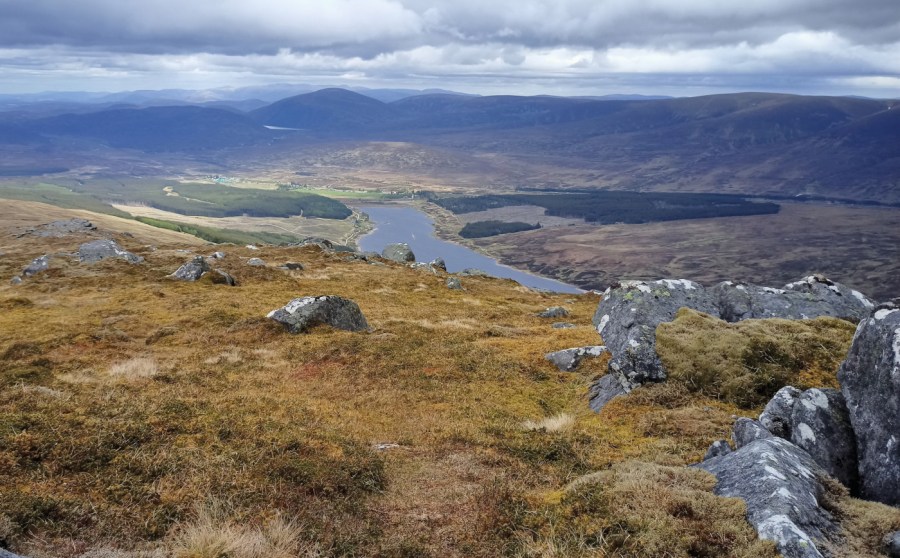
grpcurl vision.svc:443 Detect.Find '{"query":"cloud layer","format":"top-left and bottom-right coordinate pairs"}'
top-left (0, 0), bottom-right (898, 96)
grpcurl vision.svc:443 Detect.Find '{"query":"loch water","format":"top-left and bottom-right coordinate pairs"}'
top-left (356, 205), bottom-right (582, 294)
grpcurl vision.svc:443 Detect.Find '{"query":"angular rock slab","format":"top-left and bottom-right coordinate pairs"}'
top-left (588, 374), bottom-right (627, 412)
top-left (592, 279), bottom-right (719, 387)
top-left (712, 277), bottom-right (876, 323)
top-left (170, 256), bottom-right (209, 281)
top-left (760, 386), bottom-right (802, 439)
top-left (733, 418), bottom-right (773, 449)
top-left (699, 437), bottom-right (837, 558)
top-left (382, 243), bottom-right (415, 263)
top-left (837, 304), bottom-right (900, 505)
top-left (22, 254), bottom-right (49, 277)
top-left (267, 296), bottom-right (369, 334)
top-left (783, 275), bottom-right (876, 322)
top-left (789, 388), bottom-right (858, 491)
top-left (545, 345), bottom-right (608, 372)
top-left (78, 239), bottom-right (143, 264)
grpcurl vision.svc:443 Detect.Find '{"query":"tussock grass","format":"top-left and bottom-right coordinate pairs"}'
top-left (107, 357), bottom-right (159, 379)
top-left (522, 413), bottom-right (576, 433)
top-left (656, 308), bottom-right (855, 408)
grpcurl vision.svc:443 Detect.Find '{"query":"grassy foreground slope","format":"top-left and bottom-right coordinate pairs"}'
top-left (0, 203), bottom-right (896, 557)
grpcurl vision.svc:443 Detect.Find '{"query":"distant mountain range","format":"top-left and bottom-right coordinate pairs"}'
top-left (0, 88), bottom-right (897, 203)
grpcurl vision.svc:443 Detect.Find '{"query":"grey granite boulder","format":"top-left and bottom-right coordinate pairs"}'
top-left (430, 257), bottom-right (447, 272)
top-left (837, 303), bottom-right (900, 505)
top-left (382, 243), bottom-right (415, 263)
top-left (22, 255), bottom-right (49, 277)
top-left (789, 388), bottom-right (858, 491)
top-left (704, 440), bottom-right (733, 460)
top-left (588, 374), bottom-right (627, 412)
top-left (733, 418), bottom-right (773, 449)
top-left (267, 296), bottom-right (369, 334)
top-left (209, 269), bottom-right (237, 286)
top-left (78, 239), bottom-right (143, 264)
top-left (712, 276), bottom-right (876, 323)
top-left (592, 279), bottom-right (719, 388)
top-left (246, 258), bottom-right (266, 267)
top-left (783, 275), bottom-right (876, 322)
top-left (545, 346), bottom-right (608, 372)
top-left (760, 386), bottom-right (802, 439)
top-left (446, 277), bottom-right (463, 290)
top-left (883, 531), bottom-right (900, 558)
top-left (537, 306), bottom-right (569, 319)
top-left (170, 256), bottom-right (209, 281)
top-left (699, 437), bottom-right (837, 558)
top-left (24, 217), bottom-right (95, 238)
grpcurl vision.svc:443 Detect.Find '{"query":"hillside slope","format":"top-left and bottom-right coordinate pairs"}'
top-left (1, 205), bottom-right (897, 557)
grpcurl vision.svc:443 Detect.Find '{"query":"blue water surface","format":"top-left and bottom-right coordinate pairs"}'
top-left (356, 205), bottom-right (582, 293)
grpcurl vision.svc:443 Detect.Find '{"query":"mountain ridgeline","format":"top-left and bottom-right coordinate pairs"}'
top-left (1, 88), bottom-right (898, 202)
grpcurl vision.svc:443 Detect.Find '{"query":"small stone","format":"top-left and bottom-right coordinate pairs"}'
top-left (281, 262), bottom-right (304, 271)
top-left (446, 277), bottom-right (463, 290)
top-left (10, 276), bottom-right (22, 285)
top-left (23, 255), bottom-right (50, 277)
top-left (210, 251), bottom-right (226, 259)
top-left (589, 373), bottom-right (627, 412)
top-left (552, 322), bottom-right (577, 329)
top-left (209, 270), bottom-right (237, 286)
top-left (246, 258), bottom-right (266, 267)
top-left (430, 257), bottom-right (447, 271)
top-left (537, 306), bottom-right (569, 318)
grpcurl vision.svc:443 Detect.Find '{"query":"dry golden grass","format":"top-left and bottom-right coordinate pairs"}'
top-left (522, 413), bottom-right (576, 433)
top-left (107, 357), bottom-right (160, 379)
top-left (0, 204), bottom-right (869, 557)
top-left (656, 308), bottom-right (855, 408)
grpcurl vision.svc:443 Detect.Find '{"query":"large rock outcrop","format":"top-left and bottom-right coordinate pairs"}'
top-left (78, 239), bottom-right (143, 264)
top-left (592, 279), bottom-right (719, 390)
top-left (267, 296), bottom-right (369, 334)
top-left (713, 276), bottom-right (875, 323)
top-left (837, 304), bottom-right (900, 505)
top-left (699, 437), bottom-right (837, 558)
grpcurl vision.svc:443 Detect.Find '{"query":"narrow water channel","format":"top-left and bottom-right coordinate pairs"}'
top-left (355, 205), bottom-right (582, 294)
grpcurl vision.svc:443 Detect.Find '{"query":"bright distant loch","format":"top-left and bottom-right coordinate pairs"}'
top-left (356, 205), bottom-right (582, 293)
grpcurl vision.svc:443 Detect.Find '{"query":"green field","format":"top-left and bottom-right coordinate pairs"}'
top-left (134, 217), bottom-right (301, 245)
top-left (0, 181), bottom-right (131, 217)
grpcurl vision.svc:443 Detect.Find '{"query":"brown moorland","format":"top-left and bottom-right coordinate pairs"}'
top-left (0, 201), bottom-right (897, 557)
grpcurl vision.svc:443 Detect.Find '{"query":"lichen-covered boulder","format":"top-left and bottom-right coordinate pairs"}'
top-left (588, 374), bottom-right (627, 412)
top-left (22, 255), bottom-right (49, 277)
top-left (267, 296), bottom-right (369, 334)
top-left (537, 306), bottom-right (569, 319)
top-left (789, 388), bottom-right (858, 491)
top-left (445, 277), bottom-right (463, 290)
top-left (733, 418), bottom-right (773, 449)
top-left (592, 279), bottom-right (719, 388)
top-left (545, 346), bottom-right (608, 372)
top-left (170, 256), bottom-right (209, 281)
top-left (760, 386), bottom-right (802, 439)
top-left (699, 437), bottom-right (837, 558)
top-left (430, 257), bottom-right (447, 272)
top-left (837, 303), bottom-right (900, 505)
top-left (78, 239), bottom-right (143, 264)
top-left (712, 276), bottom-right (875, 323)
top-left (783, 275), bottom-right (876, 321)
top-left (382, 243), bottom-right (415, 263)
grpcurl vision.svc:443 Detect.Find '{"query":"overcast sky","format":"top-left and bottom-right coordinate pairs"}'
top-left (1, 0), bottom-right (898, 97)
